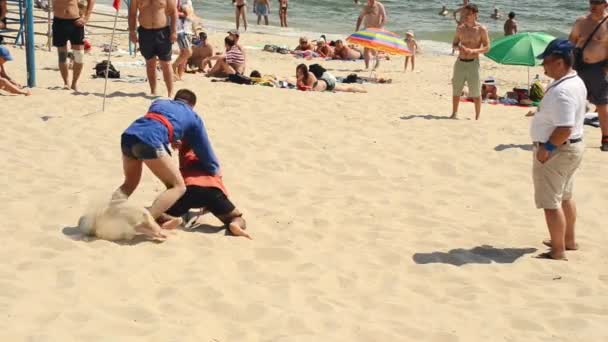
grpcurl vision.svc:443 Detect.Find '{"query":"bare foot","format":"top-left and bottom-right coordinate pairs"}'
top-left (63, 84), bottom-right (70, 90)
top-left (71, 84), bottom-right (78, 92)
top-left (161, 217), bottom-right (183, 230)
top-left (535, 251), bottom-right (567, 261)
top-left (543, 239), bottom-right (579, 251)
top-left (22, 89), bottom-right (32, 96)
top-left (228, 222), bottom-right (252, 240)
top-left (450, 113), bottom-right (458, 119)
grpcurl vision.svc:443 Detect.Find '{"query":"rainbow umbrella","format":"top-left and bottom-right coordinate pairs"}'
top-left (346, 28), bottom-right (412, 55)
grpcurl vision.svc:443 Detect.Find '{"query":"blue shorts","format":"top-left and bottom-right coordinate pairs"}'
top-left (255, 4), bottom-right (269, 15)
top-left (121, 134), bottom-right (167, 160)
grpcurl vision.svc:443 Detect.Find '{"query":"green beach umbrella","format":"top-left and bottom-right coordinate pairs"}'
top-left (485, 32), bottom-right (556, 66)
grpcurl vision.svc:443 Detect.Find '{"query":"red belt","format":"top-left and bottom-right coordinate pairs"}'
top-left (144, 112), bottom-right (174, 143)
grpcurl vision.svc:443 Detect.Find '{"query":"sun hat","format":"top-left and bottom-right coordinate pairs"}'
top-left (405, 31), bottom-right (414, 37)
top-left (0, 46), bottom-right (13, 61)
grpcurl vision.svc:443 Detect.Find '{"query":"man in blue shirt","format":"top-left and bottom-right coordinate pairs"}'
top-left (114, 89), bottom-right (221, 228)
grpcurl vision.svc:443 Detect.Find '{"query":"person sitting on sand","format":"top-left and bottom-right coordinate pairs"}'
top-left (158, 140), bottom-right (251, 239)
top-left (296, 63), bottom-right (366, 93)
top-left (295, 36), bottom-right (315, 51)
top-left (203, 36), bottom-right (245, 77)
top-left (332, 39), bottom-right (364, 60)
top-left (315, 39), bottom-right (334, 58)
top-left (113, 89), bottom-right (218, 228)
top-left (0, 46), bottom-right (32, 96)
top-left (404, 30), bottom-right (419, 72)
top-left (481, 77), bottom-right (498, 100)
top-left (188, 32), bottom-right (214, 72)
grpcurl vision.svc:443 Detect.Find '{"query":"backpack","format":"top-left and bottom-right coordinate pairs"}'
top-left (309, 64), bottom-right (327, 79)
top-left (529, 81), bottom-right (545, 102)
top-left (94, 60), bottom-right (120, 79)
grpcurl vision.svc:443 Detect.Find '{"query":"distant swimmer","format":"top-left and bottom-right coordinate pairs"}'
top-left (504, 12), bottom-right (518, 36)
top-left (439, 5), bottom-right (449, 16)
top-left (491, 8), bottom-right (503, 20)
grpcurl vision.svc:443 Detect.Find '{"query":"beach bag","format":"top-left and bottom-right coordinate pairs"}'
top-left (309, 64), bottom-right (327, 79)
top-left (227, 73), bottom-right (253, 85)
top-left (94, 60), bottom-right (120, 79)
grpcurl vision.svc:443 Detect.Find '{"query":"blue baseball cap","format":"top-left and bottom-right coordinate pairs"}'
top-left (536, 38), bottom-right (574, 60)
top-left (0, 46), bottom-right (13, 61)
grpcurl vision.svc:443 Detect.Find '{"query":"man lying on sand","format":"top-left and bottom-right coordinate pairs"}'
top-left (158, 140), bottom-right (251, 239)
top-left (0, 46), bottom-right (31, 96)
top-left (114, 89), bottom-right (220, 228)
top-left (332, 40), bottom-right (364, 60)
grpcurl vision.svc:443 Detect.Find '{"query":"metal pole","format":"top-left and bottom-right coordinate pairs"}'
top-left (25, 0), bottom-right (36, 87)
top-left (47, 0), bottom-right (52, 51)
top-left (102, 10), bottom-right (120, 111)
top-left (125, 0), bottom-right (133, 56)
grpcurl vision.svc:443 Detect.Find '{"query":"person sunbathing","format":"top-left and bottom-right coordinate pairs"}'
top-left (187, 32), bottom-right (214, 73)
top-left (332, 40), bottom-right (364, 60)
top-left (315, 39), bottom-right (334, 58)
top-left (295, 63), bottom-right (366, 93)
top-left (203, 36), bottom-right (245, 77)
top-left (0, 46), bottom-right (32, 96)
top-left (295, 36), bottom-right (314, 51)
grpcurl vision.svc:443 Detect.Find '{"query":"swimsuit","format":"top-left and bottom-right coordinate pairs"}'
top-left (52, 17), bottom-right (85, 47)
top-left (137, 26), bottom-right (172, 61)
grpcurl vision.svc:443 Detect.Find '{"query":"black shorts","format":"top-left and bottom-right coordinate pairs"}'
top-left (166, 186), bottom-right (236, 218)
top-left (138, 26), bottom-right (172, 61)
top-left (578, 61), bottom-right (608, 105)
top-left (120, 134), bottom-right (168, 160)
top-left (52, 17), bottom-right (85, 47)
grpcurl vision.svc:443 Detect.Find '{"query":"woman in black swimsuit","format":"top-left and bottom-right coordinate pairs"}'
top-left (232, 0), bottom-right (248, 31)
top-left (278, 0), bottom-right (288, 27)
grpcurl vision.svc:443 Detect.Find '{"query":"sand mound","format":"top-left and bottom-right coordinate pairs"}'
top-left (78, 197), bottom-right (150, 241)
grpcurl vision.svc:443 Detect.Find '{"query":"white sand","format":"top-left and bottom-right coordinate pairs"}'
top-left (0, 11), bottom-right (607, 341)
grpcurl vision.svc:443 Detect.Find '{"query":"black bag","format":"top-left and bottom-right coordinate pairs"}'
top-left (309, 64), bottom-right (327, 79)
top-left (573, 15), bottom-right (608, 71)
top-left (94, 60), bottom-right (120, 78)
top-left (227, 73), bottom-right (253, 85)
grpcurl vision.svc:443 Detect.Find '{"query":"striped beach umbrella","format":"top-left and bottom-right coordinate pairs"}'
top-left (346, 28), bottom-right (412, 55)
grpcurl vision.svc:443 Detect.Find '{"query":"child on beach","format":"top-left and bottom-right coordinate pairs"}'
top-left (232, 0), bottom-right (248, 31)
top-left (404, 31), bottom-right (419, 71)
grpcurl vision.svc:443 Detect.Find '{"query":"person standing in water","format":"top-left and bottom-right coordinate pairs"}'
top-left (278, 0), bottom-right (288, 27)
top-left (232, 0), bottom-right (248, 31)
top-left (504, 12), bottom-right (518, 36)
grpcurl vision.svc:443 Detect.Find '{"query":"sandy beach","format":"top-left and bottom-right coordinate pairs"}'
top-left (0, 9), bottom-right (607, 341)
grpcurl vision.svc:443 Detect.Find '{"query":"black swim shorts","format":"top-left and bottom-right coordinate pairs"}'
top-left (120, 134), bottom-right (167, 160)
top-left (52, 17), bottom-right (85, 47)
top-left (577, 61), bottom-right (608, 105)
top-left (166, 186), bottom-right (236, 218)
top-left (138, 26), bottom-right (172, 61)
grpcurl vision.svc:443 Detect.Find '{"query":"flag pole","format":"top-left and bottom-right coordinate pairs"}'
top-left (102, 5), bottom-right (121, 112)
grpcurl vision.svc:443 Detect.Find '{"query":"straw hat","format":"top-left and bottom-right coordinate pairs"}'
top-left (405, 31), bottom-right (414, 37)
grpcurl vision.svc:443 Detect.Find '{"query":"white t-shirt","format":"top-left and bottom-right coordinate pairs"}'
top-left (530, 71), bottom-right (587, 142)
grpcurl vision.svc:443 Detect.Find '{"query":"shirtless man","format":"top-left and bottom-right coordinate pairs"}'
top-left (254, 0), bottom-right (270, 26)
top-left (232, 0), bottom-right (248, 31)
top-left (188, 32), bottom-right (213, 72)
top-left (570, 0), bottom-right (608, 151)
top-left (450, 4), bottom-right (490, 120)
top-left (278, 0), bottom-right (288, 27)
top-left (52, 0), bottom-right (95, 91)
top-left (504, 12), bottom-right (518, 36)
top-left (355, 0), bottom-right (387, 69)
top-left (490, 8), bottom-right (502, 20)
top-left (333, 39), bottom-right (364, 60)
top-left (129, 0), bottom-right (177, 97)
top-left (315, 39), bottom-right (334, 58)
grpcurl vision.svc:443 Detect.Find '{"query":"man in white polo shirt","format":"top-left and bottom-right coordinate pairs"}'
top-left (530, 39), bottom-right (587, 261)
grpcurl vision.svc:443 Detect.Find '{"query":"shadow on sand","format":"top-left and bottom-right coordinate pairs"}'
top-left (61, 223), bottom-right (162, 246)
top-left (494, 144), bottom-right (533, 152)
top-left (412, 245), bottom-right (538, 266)
top-left (400, 114), bottom-right (455, 121)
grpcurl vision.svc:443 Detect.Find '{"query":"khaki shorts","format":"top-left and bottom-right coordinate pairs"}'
top-left (452, 58), bottom-right (481, 97)
top-left (532, 142), bottom-right (584, 209)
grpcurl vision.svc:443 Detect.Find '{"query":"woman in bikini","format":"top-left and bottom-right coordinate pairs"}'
top-left (278, 0), bottom-right (288, 27)
top-left (295, 64), bottom-right (366, 93)
top-left (232, 0), bottom-right (248, 31)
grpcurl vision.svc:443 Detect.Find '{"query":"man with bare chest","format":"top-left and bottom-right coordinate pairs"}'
top-left (52, 0), bottom-right (95, 91)
top-left (355, 0), bottom-right (387, 69)
top-left (129, 0), bottom-right (177, 97)
top-left (450, 4), bottom-right (489, 120)
top-left (570, 0), bottom-right (608, 151)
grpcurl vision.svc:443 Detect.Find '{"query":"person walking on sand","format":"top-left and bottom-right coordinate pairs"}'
top-left (404, 30), bottom-right (419, 72)
top-left (114, 89), bottom-right (221, 226)
top-left (52, 0), bottom-right (95, 91)
top-left (356, 0), bottom-right (387, 70)
top-left (504, 12), bottom-right (518, 36)
top-left (0, 46), bottom-right (31, 95)
top-left (569, 0), bottom-right (608, 151)
top-left (232, 0), bottom-right (248, 31)
top-left (129, 0), bottom-right (177, 97)
top-left (278, 0), bottom-right (288, 27)
top-left (530, 39), bottom-right (586, 261)
top-left (173, 0), bottom-right (195, 81)
top-left (450, 4), bottom-right (489, 120)
top-left (254, 0), bottom-right (270, 25)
